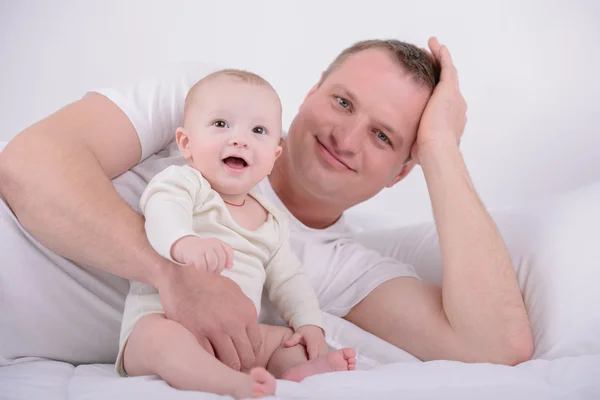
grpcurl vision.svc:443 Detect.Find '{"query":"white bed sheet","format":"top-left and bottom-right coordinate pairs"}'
top-left (2, 354), bottom-right (599, 400)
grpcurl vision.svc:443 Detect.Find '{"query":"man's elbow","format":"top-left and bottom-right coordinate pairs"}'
top-left (0, 137), bottom-right (33, 209)
top-left (0, 141), bottom-right (23, 198)
top-left (506, 332), bottom-right (534, 366)
top-left (0, 148), bottom-right (14, 198)
top-left (490, 331), bottom-right (534, 366)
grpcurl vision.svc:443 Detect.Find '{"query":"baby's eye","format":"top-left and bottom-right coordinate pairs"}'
top-left (336, 96), bottom-right (351, 110)
top-left (213, 120), bottom-right (229, 128)
top-left (252, 126), bottom-right (266, 135)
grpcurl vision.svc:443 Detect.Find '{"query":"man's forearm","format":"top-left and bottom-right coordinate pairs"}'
top-left (419, 140), bottom-right (533, 363)
top-left (0, 131), bottom-right (168, 287)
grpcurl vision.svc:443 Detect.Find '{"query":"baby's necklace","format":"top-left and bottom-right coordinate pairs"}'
top-left (224, 198), bottom-right (246, 207)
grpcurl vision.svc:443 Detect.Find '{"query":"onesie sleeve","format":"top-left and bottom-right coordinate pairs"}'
top-left (264, 223), bottom-right (323, 330)
top-left (139, 165), bottom-right (211, 263)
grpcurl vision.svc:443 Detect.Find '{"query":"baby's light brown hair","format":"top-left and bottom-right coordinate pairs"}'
top-left (183, 69), bottom-right (282, 127)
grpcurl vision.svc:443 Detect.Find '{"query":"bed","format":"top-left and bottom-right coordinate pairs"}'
top-left (2, 346), bottom-right (599, 399)
top-left (1, 139), bottom-right (600, 399)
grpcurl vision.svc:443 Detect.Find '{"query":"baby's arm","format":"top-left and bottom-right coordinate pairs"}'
top-left (140, 166), bottom-right (231, 272)
top-left (264, 238), bottom-right (323, 330)
top-left (264, 235), bottom-right (325, 359)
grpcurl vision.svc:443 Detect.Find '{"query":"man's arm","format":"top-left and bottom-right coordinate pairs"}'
top-left (345, 39), bottom-right (533, 365)
top-left (0, 93), bottom-right (262, 370)
top-left (0, 93), bottom-right (159, 282)
top-left (346, 144), bottom-right (533, 363)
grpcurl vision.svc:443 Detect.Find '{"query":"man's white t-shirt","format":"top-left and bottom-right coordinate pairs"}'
top-left (93, 63), bottom-right (418, 320)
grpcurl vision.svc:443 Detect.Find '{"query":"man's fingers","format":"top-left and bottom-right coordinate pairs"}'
top-left (420, 47), bottom-right (438, 69)
top-left (426, 37), bottom-right (460, 89)
top-left (247, 322), bottom-right (263, 356)
top-left (427, 36), bottom-right (442, 62)
top-left (212, 335), bottom-right (242, 371)
top-left (231, 331), bottom-right (256, 371)
top-left (439, 45), bottom-right (459, 86)
top-left (196, 335), bottom-right (215, 357)
top-left (222, 242), bottom-right (234, 269)
top-left (439, 44), bottom-right (454, 65)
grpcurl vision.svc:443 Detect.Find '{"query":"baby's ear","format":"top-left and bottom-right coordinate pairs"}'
top-left (176, 128), bottom-right (192, 160)
top-left (268, 145), bottom-right (283, 176)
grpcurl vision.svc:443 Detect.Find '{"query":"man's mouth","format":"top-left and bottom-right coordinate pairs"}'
top-left (315, 138), bottom-right (353, 171)
top-left (222, 156), bottom-right (248, 169)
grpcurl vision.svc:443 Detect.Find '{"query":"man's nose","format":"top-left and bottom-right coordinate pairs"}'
top-left (333, 117), bottom-right (367, 155)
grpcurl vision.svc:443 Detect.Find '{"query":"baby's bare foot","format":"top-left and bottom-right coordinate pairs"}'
top-left (282, 348), bottom-right (357, 382)
top-left (249, 367), bottom-right (276, 398)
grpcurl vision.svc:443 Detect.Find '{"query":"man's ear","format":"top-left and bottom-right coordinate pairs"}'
top-left (386, 160), bottom-right (417, 188)
top-left (300, 72), bottom-right (324, 107)
top-left (176, 127), bottom-right (193, 160)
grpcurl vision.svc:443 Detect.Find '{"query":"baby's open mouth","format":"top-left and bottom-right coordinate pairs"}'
top-left (223, 156), bottom-right (248, 169)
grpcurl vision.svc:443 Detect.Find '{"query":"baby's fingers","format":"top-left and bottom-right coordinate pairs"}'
top-left (306, 339), bottom-right (320, 360)
top-left (192, 254), bottom-right (208, 272)
top-left (284, 332), bottom-right (303, 348)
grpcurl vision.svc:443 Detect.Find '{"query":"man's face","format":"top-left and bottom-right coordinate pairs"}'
top-left (285, 48), bottom-right (431, 208)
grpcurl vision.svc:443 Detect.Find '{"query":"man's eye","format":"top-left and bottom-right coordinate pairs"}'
top-left (376, 130), bottom-right (391, 144)
top-left (336, 97), bottom-right (351, 110)
top-left (252, 126), bottom-right (266, 135)
top-left (213, 120), bottom-right (229, 128)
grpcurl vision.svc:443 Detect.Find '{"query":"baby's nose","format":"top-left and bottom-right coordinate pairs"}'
top-left (229, 136), bottom-right (248, 148)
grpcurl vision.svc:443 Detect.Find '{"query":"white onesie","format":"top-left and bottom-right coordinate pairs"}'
top-left (116, 164), bottom-right (323, 375)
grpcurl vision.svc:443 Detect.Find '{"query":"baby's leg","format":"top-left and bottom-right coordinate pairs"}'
top-left (259, 325), bottom-right (357, 382)
top-left (123, 314), bottom-right (275, 398)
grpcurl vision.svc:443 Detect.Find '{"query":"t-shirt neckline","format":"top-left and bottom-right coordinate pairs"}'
top-left (258, 176), bottom-right (350, 235)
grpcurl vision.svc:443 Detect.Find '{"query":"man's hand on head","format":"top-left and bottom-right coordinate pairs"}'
top-left (412, 37), bottom-right (468, 164)
top-left (153, 262), bottom-right (262, 371)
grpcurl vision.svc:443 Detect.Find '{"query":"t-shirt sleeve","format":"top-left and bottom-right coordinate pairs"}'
top-left (320, 244), bottom-right (420, 318)
top-left (139, 165), bottom-right (211, 263)
top-left (264, 222), bottom-right (324, 330)
top-left (88, 63), bottom-right (221, 162)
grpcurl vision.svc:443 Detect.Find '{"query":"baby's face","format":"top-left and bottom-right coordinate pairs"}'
top-left (177, 76), bottom-right (283, 196)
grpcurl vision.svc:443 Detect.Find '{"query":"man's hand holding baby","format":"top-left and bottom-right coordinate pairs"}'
top-left (171, 236), bottom-right (234, 273)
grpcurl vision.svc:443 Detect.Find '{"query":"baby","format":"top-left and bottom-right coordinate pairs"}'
top-left (117, 69), bottom-right (356, 398)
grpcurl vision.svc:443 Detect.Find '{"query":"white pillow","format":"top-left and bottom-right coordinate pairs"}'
top-left (355, 181), bottom-right (600, 360)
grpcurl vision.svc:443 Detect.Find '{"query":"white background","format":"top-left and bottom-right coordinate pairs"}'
top-left (1, 0), bottom-right (599, 227)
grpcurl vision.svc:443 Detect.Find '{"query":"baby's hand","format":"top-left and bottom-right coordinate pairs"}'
top-left (171, 236), bottom-right (233, 273)
top-left (284, 325), bottom-right (327, 360)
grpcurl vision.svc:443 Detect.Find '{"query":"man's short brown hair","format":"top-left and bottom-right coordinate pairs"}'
top-left (322, 39), bottom-right (440, 91)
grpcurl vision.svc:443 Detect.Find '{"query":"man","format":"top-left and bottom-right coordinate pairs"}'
top-left (0, 37), bottom-right (533, 371)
